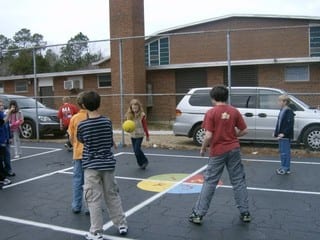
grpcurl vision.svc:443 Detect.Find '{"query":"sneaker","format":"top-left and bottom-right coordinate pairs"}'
top-left (6, 171), bottom-right (16, 177)
top-left (0, 178), bottom-right (12, 186)
top-left (140, 162), bottom-right (148, 170)
top-left (240, 212), bottom-right (251, 223)
top-left (72, 208), bottom-right (81, 214)
top-left (64, 143), bottom-right (72, 152)
top-left (118, 225), bottom-right (128, 235)
top-left (85, 232), bottom-right (103, 240)
top-left (276, 168), bottom-right (290, 175)
top-left (188, 212), bottom-right (203, 224)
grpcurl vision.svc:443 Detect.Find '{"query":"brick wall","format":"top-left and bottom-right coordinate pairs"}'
top-left (109, 0), bottom-right (146, 123)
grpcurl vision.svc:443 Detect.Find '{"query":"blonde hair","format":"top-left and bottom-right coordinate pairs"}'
top-left (279, 95), bottom-right (291, 105)
top-left (125, 99), bottom-right (145, 120)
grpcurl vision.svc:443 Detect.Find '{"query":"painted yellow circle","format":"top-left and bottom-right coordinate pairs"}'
top-left (137, 173), bottom-right (188, 193)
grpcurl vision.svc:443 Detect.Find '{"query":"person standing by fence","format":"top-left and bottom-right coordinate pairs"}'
top-left (6, 100), bottom-right (23, 159)
top-left (274, 95), bottom-right (295, 175)
top-left (58, 96), bottom-right (79, 151)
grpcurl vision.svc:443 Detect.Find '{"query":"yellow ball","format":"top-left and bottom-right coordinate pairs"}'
top-left (122, 120), bottom-right (136, 133)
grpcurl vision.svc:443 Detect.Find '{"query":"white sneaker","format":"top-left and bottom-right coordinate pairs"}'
top-left (118, 225), bottom-right (128, 235)
top-left (84, 232), bottom-right (103, 240)
top-left (0, 178), bottom-right (12, 186)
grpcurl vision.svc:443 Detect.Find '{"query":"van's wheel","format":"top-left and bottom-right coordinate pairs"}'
top-left (302, 126), bottom-right (320, 151)
top-left (20, 120), bottom-right (35, 139)
top-left (193, 125), bottom-right (205, 146)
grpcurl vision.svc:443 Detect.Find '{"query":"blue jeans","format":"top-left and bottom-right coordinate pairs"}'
top-left (278, 138), bottom-right (291, 171)
top-left (72, 160), bottom-right (84, 211)
top-left (193, 148), bottom-right (249, 216)
top-left (131, 137), bottom-right (148, 167)
top-left (3, 144), bottom-right (12, 173)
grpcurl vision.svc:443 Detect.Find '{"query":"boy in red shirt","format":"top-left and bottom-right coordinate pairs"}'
top-left (189, 85), bottom-right (251, 224)
top-left (57, 96), bottom-right (79, 151)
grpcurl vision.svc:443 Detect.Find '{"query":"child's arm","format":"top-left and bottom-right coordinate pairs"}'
top-left (141, 115), bottom-right (150, 141)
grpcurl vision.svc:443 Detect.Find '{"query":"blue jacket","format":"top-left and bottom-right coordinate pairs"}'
top-left (0, 112), bottom-right (11, 145)
top-left (274, 107), bottom-right (295, 139)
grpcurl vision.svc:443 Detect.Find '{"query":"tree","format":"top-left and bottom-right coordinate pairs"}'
top-left (60, 32), bottom-right (100, 70)
top-left (12, 28), bottom-right (46, 48)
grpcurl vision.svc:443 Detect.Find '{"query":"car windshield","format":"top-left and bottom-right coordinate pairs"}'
top-left (289, 95), bottom-right (311, 109)
top-left (14, 97), bottom-right (46, 109)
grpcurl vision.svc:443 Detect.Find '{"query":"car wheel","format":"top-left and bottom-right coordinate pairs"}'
top-left (302, 126), bottom-right (320, 151)
top-left (192, 125), bottom-right (205, 146)
top-left (20, 120), bottom-right (35, 139)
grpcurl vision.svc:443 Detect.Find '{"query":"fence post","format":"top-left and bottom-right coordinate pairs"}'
top-left (32, 48), bottom-right (40, 141)
top-left (119, 39), bottom-right (125, 147)
top-left (227, 30), bottom-right (232, 104)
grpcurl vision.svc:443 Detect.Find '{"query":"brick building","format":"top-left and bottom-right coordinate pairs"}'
top-left (0, 1), bottom-right (320, 125)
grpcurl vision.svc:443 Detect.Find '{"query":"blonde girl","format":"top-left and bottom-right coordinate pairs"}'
top-left (125, 99), bottom-right (150, 169)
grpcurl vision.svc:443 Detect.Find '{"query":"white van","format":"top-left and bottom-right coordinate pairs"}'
top-left (173, 87), bottom-right (320, 150)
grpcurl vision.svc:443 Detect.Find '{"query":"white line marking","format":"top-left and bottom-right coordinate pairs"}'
top-left (2, 167), bottom-right (73, 189)
top-left (243, 158), bottom-right (320, 165)
top-left (122, 152), bottom-right (320, 165)
top-left (17, 145), bottom-right (61, 150)
top-left (11, 148), bottom-right (62, 162)
top-left (102, 164), bottom-right (208, 231)
top-left (0, 215), bottom-right (135, 240)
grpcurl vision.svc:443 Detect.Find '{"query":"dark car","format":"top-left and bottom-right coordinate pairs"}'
top-left (0, 94), bottom-right (64, 139)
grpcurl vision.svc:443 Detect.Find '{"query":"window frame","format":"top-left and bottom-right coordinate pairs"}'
top-left (97, 74), bottom-right (111, 88)
top-left (310, 25), bottom-right (320, 57)
top-left (145, 37), bottom-right (170, 66)
top-left (15, 80), bottom-right (28, 93)
top-left (284, 65), bottom-right (309, 82)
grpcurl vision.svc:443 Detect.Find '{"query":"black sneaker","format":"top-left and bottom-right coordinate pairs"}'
top-left (6, 171), bottom-right (16, 177)
top-left (140, 162), bottom-right (148, 170)
top-left (240, 212), bottom-right (251, 223)
top-left (188, 212), bottom-right (203, 224)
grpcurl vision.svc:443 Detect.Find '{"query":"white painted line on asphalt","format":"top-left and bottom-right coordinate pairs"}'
top-left (243, 158), bottom-right (320, 165)
top-left (218, 185), bottom-right (320, 195)
top-left (124, 151), bottom-right (320, 165)
top-left (121, 151), bottom-right (206, 159)
top-left (16, 145), bottom-right (61, 150)
top-left (102, 164), bottom-right (208, 231)
top-left (0, 215), bottom-right (135, 240)
top-left (2, 167), bottom-right (73, 189)
top-left (11, 148), bottom-right (62, 162)
top-left (115, 176), bottom-right (320, 196)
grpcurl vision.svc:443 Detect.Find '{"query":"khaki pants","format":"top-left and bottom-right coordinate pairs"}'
top-left (84, 169), bottom-right (127, 234)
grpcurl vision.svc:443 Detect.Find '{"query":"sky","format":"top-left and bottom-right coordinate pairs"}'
top-left (1, 0), bottom-right (320, 45)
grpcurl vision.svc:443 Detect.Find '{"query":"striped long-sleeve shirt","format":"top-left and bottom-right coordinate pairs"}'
top-left (77, 116), bottom-right (116, 170)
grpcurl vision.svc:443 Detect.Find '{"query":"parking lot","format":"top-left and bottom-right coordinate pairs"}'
top-left (1, 141), bottom-right (320, 240)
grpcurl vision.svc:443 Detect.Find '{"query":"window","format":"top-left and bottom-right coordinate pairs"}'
top-left (98, 74), bottom-right (111, 88)
top-left (0, 82), bottom-right (3, 93)
top-left (230, 89), bottom-right (257, 108)
top-left (15, 80), bottom-right (28, 92)
top-left (285, 65), bottom-right (309, 82)
top-left (145, 37), bottom-right (169, 66)
top-left (258, 90), bottom-right (281, 109)
top-left (310, 26), bottom-right (320, 57)
top-left (189, 89), bottom-right (211, 107)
